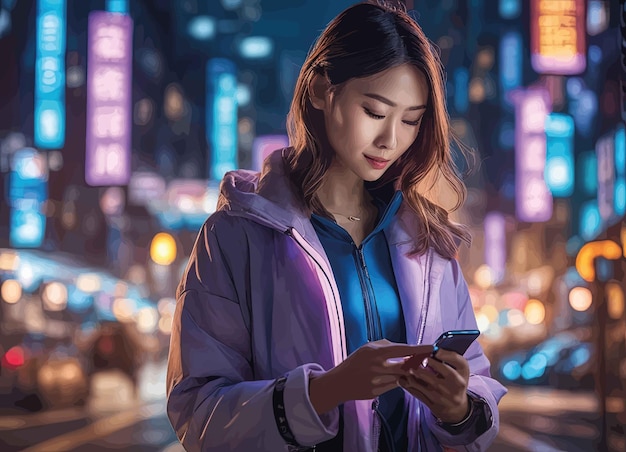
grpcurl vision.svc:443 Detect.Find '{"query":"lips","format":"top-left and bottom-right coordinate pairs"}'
top-left (364, 155), bottom-right (390, 163)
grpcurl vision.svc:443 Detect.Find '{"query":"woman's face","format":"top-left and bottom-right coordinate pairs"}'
top-left (313, 64), bottom-right (429, 182)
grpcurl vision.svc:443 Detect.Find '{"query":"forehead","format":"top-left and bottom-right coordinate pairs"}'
top-left (342, 64), bottom-right (429, 107)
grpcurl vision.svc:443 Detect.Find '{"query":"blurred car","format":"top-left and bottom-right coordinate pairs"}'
top-left (37, 355), bottom-right (89, 408)
top-left (497, 331), bottom-right (594, 390)
top-left (84, 320), bottom-right (148, 397)
top-left (0, 336), bottom-right (88, 411)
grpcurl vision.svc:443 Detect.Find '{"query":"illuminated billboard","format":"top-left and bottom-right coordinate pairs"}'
top-left (530, 0), bottom-right (586, 75)
top-left (9, 149), bottom-right (48, 248)
top-left (85, 11), bottom-right (133, 186)
top-left (206, 58), bottom-right (238, 181)
top-left (34, 0), bottom-right (67, 149)
top-left (544, 113), bottom-right (574, 197)
top-left (515, 89), bottom-right (553, 222)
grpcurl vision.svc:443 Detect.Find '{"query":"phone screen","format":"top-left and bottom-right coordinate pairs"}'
top-left (432, 329), bottom-right (480, 356)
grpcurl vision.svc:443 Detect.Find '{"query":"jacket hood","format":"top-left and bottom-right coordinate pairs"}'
top-left (216, 147), bottom-right (420, 246)
top-left (216, 148), bottom-right (320, 240)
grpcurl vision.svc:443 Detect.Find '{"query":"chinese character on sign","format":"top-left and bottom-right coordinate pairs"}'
top-left (41, 13), bottom-right (60, 53)
top-left (94, 143), bottom-right (125, 176)
top-left (93, 25), bottom-right (125, 60)
top-left (93, 67), bottom-right (124, 101)
top-left (93, 107), bottom-right (125, 138)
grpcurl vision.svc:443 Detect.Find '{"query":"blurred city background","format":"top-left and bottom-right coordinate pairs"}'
top-left (0, 0), bottom-right (625, 450)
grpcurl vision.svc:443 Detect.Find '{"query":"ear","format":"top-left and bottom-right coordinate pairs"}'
top-left (308, 73), bottom-right (331, 111)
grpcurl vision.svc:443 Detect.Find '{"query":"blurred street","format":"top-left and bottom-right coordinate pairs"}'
top-left (1, 0), bottom-right (626, 450)
top-left (0, 363), bottom-right (621, 452)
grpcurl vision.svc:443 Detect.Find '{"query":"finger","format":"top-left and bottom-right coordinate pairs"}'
top-left (399, 376), bottom-right (435, 406)
top-left (372, 374), bottom-right (399, 386)
top-left (376, 362), bottom-right (414, 375)
top-left (379, 344), bottom-right (434, 359)
top-left (408, 368), bottom-right (448, 394)
top-left (429, 352), bottom-right (470, 377)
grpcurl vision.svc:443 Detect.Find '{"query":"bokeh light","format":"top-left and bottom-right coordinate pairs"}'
top-left (569, 287), bottom-right (593, 312)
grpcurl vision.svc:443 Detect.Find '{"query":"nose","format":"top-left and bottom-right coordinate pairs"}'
top-left (374, 123), bottom-right (397, 151)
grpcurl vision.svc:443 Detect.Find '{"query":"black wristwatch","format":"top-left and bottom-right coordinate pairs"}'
top-left (436, 393), bottom-right (492, 436)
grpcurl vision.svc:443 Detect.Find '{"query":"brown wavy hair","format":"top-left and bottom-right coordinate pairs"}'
top-left (284, 0), bottom-right (472, 259)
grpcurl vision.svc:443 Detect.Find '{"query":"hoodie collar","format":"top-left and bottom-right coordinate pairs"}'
top-left (217, 148), bottom-right (420, 247)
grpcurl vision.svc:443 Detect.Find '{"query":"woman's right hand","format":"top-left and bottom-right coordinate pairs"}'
top-left (309, 339), bottom-right (433, 414)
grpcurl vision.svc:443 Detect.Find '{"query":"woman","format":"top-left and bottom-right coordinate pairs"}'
top-left (166, 1), bottom-right (507, 451)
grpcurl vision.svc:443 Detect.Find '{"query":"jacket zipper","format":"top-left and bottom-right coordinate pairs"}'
top-left (371, 398), bottom-right (381, 452)
top-left (354, 245), bottom-right (377, 342)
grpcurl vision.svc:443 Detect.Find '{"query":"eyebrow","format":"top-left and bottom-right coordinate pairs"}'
top-left (363, 93), bottom-right (427, 111)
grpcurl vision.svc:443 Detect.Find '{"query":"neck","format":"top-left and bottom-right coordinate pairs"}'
top-left (317, 160), bottom-right (369, 214)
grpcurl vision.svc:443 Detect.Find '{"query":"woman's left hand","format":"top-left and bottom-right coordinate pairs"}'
top-left (398, 349), bottom-right (471, 424)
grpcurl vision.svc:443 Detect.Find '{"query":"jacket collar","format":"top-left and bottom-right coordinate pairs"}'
top-left (218, 148), bottom-right (426, 247)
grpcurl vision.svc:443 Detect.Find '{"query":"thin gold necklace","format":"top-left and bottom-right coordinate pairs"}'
top-left (328, 203), bottom-right (369, 222)
top-left (329, 212), bottom-right (362, 222)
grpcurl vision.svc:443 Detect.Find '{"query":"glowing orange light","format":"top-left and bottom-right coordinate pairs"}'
top-left (575, 240), bottom-right (622, 282)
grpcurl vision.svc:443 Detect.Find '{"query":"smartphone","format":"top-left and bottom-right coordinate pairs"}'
top-left (432, 329), bottom-right (480, 356)
top-left (400, 329), bottom-right (480, 371)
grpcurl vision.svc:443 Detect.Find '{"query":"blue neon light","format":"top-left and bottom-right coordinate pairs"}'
top-left (9, 149), bottom-right (48, 248)
top-left (579, 200), bottom-right (602, 241)
top-left (577, 152), bottom-right (597, 196)
top-left (206, 58), bottom-right (238, 181)
top-left (106, 0), bottom-right (128, 14)
top-left (453, 67), bottom-right (469, 114)
top-left (499, 0), bottom-right (521, 19)
top-left (544, 114), bottom-right (574, 197)
top-left (615, 125), bottom-right (625, 216)
top-left (499, 32), bottom-right (522, 95)
top-left (34, 0), bottom-right (66, 149)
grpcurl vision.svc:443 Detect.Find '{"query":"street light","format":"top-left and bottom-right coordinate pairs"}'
top-left (150, 232), bottom-right (177, 266)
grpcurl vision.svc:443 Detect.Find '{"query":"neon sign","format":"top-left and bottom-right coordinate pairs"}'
top-left (530, 0), bottom-right (586, 75)
top-left (85, 11), bottom-right (133, 186)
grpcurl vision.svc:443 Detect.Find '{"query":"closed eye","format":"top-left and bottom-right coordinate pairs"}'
top-left (364, 107), bottom-right (385, 120)
top-left (364, 107), bottom-right (422, 126)
top-left (403, 118), bottom-right (421, 126)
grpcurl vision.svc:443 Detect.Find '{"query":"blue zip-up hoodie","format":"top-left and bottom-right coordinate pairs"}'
top-left (311, 192), bottom-right (407, 451)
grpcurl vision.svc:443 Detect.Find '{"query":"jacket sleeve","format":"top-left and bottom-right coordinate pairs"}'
top-left (425, 258), bottom-right (508, 451)
top-left (166, 214), bottom-right (339, 451)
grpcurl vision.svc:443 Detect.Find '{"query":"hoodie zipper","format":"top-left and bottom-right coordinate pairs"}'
top-left (371, 398), bottom-right (381, 452)
top-left (354, 245), bottom-right (380, 342)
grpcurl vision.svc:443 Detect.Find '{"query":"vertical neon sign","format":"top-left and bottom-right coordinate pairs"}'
top-left (9, 149), bottom-right (48, 248)
top-left (614, 126), bottom-right (625, 217)
top-left (484, 212), bottom-right (506, 284)
top-left (515, 89), bottom-right (553, 222)
top-left (34, 0), bottom-right (66, 149)
top-left (85, 11), bottom-right (133, 186)
top-left (499, 31), bottom-right (522, 101)
top-left (596, 132), bottom-right (614, 222)
top-left (544, 113), bottom-right (574, 197)
top-left (206, 58), bottom-right (238, 181)
top-left (530, 0), bottom-right (586, 75)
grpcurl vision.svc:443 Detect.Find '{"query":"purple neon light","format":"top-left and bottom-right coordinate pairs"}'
top-left (85, 11), bottom-right (133, 186)
top-left (484, 211), bottom-right (506, 283)
top-left (252, 135), bottom-right (289, 172)
top-left (515, 88), bottom-right (553, 222)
